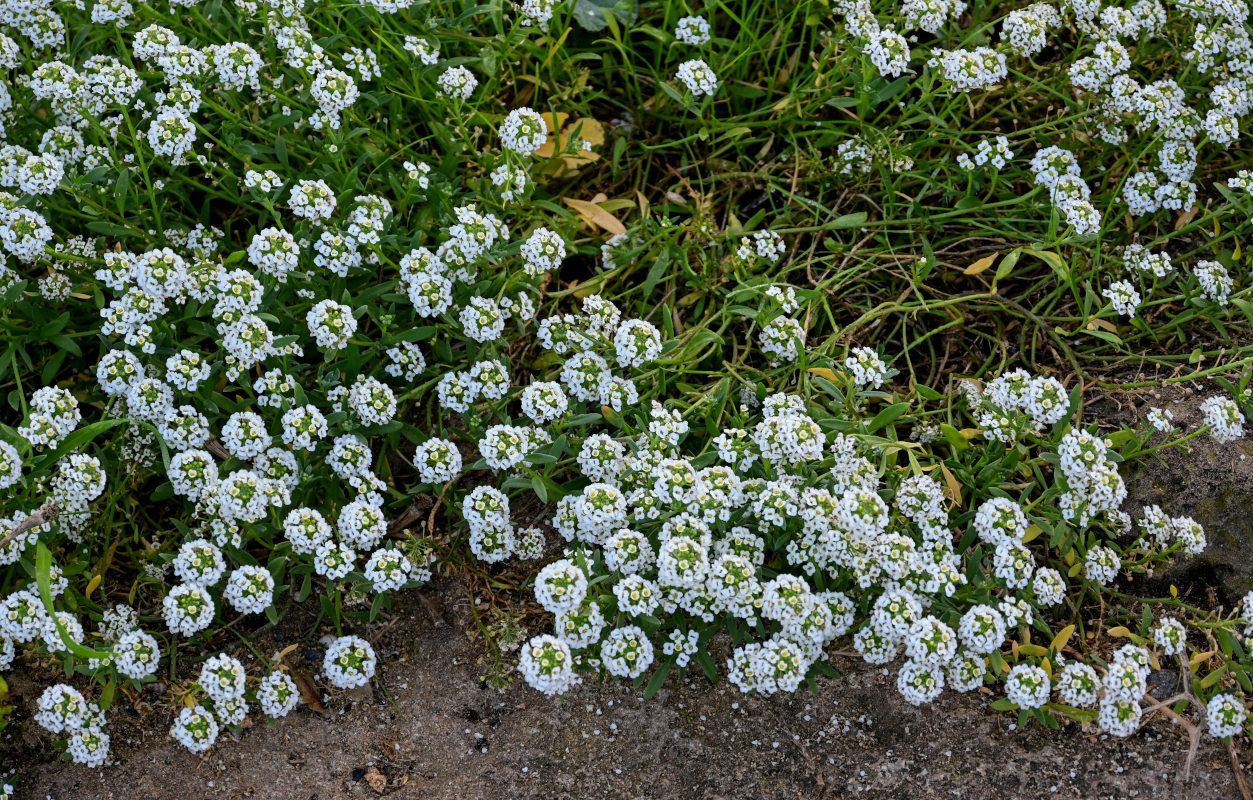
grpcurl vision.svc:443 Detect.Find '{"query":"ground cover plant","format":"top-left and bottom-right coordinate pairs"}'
top-left (1, 0), bottom-right (1253, 789)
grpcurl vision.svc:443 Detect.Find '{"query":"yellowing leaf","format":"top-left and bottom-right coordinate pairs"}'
top-left (541, 111), bottom-right (571, 132)
top-left (563, 197), bottom-right (627, 235)
top-left (1170, 584), bottom-right (1178, 598)
top-left (963, 253), bottom-right (998, 276)
top-left (536, 117), bottom-right (606, 169)
top-left (565, 117), bottom-right (605, 147)
top-left (939, 463), bottom-right (961, 506)
top-left (85, 574), bottom-right (101, 597)
top-left (1107, 626), bottom-right (1133, 639)
top-left (807, 367), bottom-right (839, 382)
top-left (1022, 524), bottom-right (1042, 543)
top-left (1019, 644), bottom-right (1048, 658)
top-left (1050, 624), bottom-right (1075, 654)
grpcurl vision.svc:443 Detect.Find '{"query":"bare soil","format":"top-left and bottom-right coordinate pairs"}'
top-left (4, 572), bottom-right (1248, 800)
top-left (7, 383), bottom-right (1253, 799)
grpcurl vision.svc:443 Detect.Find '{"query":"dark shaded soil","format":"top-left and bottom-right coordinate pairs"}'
top-left (6, 575), bottom-right (1249, 800)
top-left (1117, 383), bottom-right (1253, 603)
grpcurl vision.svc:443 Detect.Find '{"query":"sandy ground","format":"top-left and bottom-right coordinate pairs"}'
top-left (8, 385), bottom-right (1253, 799)
top-left (7, 574), bottom-right (1249, 800)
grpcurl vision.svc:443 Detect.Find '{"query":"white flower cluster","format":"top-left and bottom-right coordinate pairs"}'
top-left (323, 634), bottom-right (377, 689)
top-left (966, 368), bottom-right (1071, 444)
top-left (676, 59), bottom-right (719, 97)
top-left (1200, 393), bottom-right (1245, 442)
top-left (957, 136), bottom-right (1013, 170)
top-left (34, 684), bottom-right (110, 766)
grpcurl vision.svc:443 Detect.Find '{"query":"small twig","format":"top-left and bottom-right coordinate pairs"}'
top-left (1229, 739), bottom-right (1253, 800)
top-left (0, 503), bottom-right (60, 552)
top-left (386, 499), bottom-right (429, 536)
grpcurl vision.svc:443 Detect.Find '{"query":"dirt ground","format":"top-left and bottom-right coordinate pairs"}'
top-left (4, 572), bottom-right (1248, 800)
top-left (6, 385), bottom-right (1253, 800)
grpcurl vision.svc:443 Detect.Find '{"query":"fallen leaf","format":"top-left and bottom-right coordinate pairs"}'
top-left (939, 463), bottom-right (962, 506)
top-left (288, 665), bottom-right (325, 713)
top-left (963, 253), bottom-right (998, 275)
top-left (540, 111), bottom-right (570, 132)
top-left (563, 197), bottom-right (627, 235)
top-left (365, 766), bottom-right (387, 794)
top-left (1174, 205), bottom-right (1200, 231)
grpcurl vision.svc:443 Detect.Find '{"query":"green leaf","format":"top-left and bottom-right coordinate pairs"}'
top-left (572, 0), bottom-right (638, 32)
top-left (695, 648), bottom-right (719, 683)
top-left (940, 423), bottom-right (971, 451)
top-left (643, 658), bottom-right (672, 699)
top-left (530, 473), bottom-right (549, 504)
top-left (867, 402), bottom-right (909, 433)
top-left (36, 542), bottom-right (109, 660)
top-left (31, 419), bottom-right (129, 475)
top-left (86, 220), bottom-right (139, 238)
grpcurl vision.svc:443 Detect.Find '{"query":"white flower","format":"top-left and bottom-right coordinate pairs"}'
top-left (520, 634), bottom-right (580, 695)
top-left (171, 705), bottom-right (219, 752)
top-left (500, 107), bottom-right (548, 153)
top-left (198, 653), bottom-right (247, 703)
top-left (307, 299), bottom-right (357, 350)
top-left (323, 635), bottom-right (376, 688)
top-left (223, 566), bottom-right (274, 615)
top-left (675, 16), bottom-right (711, 45)
top-left (1104, 280), bottom-right (1141, 317)
top-left (1146, 407), bottom-right (1174, 433)
top-left (257, 671), bottom-right (299, 718)
top-left (1005, 664), bottom-right (1051, 709)
top-left (675, 59), bottom-right (719, 96)
top-left (35, 683), bottom-right (88, 734)
top-left (437, 65), bottom-right (477, 100)
top-left (163, 583), bottom-right (215, 636)
top-left (1207, 693), bottom-right (1249, 738)
top-left (288, 179), bottom-right (337, 220)
top-left (1200, 394), bottom-right (1244, 442)
top-left (845, 347), bottom-right (889, 388)
top-left (115, 629), bottom-right (161, 680)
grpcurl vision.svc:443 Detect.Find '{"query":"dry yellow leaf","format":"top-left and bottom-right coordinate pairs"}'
top-left (563, 197), bottom-right (627, 235)
top-left (1050, 624), bottom-right (1075, 653)
top-left (963, 253), bottom-right (998, 275)
top-left (541, 111), bottom-right (570, 132)
top-left (565, 117), bottom-right (605, 147)
top-left (939, 463), bottom-right (961, 506)
top-left (1174, 204), bottom-right (1200, 231)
